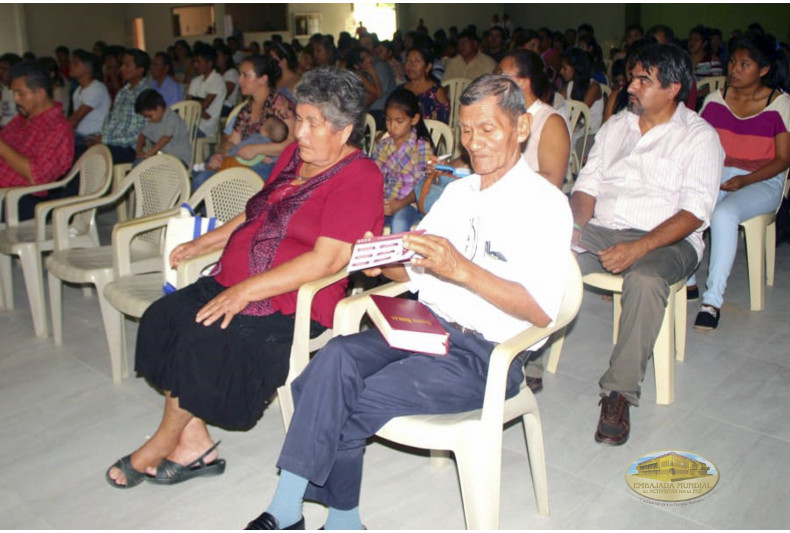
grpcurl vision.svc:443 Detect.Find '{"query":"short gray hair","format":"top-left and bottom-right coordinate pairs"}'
top-left (294, 67), bottom-right (366, 148)
top-left (459, 74), bottom-right (527, 125)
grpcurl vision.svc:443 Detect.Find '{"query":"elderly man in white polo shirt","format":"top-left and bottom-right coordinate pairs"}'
top-left (243, 74), bottom-right (572, 530)
top-left (527, 44), bottom-right (723, 446)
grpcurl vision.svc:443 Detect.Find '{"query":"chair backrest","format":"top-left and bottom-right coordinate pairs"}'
top-left (566, 99), bottom-right (591, 170)
top-left (697, 76), bottom-right (727, 95)
top-left (424, 119), bottom-right (454, 156)
top-left (189, 167), bottom-right (262, 221)
top-left (171, 100), bottom-right (202, 147)
top-left (599, 83), bottom-right (612, 101)
top-left (125, 154), bottom-right (191, 247)
top-left (441, 77), bottom-right (471, 131)
top-left (70, 144), bottom-right (114, 235)
top-left (363, 113), bottom-right (376, 155)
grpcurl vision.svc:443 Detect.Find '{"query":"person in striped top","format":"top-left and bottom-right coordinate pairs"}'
top-left (692, 33), bottom-right (790, 331)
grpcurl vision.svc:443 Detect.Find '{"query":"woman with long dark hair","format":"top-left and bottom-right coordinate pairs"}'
top-left (691, 33), bottom-right (790, 331)
top-left (559, 48), bottom-right (603, 135)
top-left (399, 46), bottom-right (449, 124)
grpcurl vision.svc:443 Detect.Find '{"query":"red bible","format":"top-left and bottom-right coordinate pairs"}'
top-left (367, 295), bottom-right (449, 355)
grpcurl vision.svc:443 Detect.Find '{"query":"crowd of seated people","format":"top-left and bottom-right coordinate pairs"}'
top-left (2, 16), bottom-right (790, 529)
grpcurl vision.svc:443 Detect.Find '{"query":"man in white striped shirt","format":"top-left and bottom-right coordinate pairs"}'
top-left (546, 44), bottom-right (722, 445)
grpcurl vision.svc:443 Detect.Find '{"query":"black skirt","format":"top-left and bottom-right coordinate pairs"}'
top-left (135, 276), bottom-right (324, 430)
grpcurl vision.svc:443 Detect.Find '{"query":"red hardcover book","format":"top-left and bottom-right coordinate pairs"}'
top-left (367, 295), bottom-right (449, 355)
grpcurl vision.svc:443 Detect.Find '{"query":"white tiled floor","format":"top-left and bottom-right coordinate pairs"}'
top-left (2, 212), bottom-right (790, 529)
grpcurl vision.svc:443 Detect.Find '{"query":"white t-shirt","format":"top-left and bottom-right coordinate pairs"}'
top-left (188, 70), bottom-right (227, 138)
top-left (222, 68), bottom-right (240, 108)
top-left (72, 79), bottom-right (112, 136)
top-left (0, 84), bottom-right (16, 127)
top-left (406, 157), bottom-right (573, 345)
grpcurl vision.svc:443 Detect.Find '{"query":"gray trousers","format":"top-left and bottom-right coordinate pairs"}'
top-left (526, 224), bottom-right (698, 405)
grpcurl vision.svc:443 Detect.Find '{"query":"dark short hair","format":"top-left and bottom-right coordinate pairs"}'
top-left (72, 49), bottom-right (101, 80)
top-left (10, 61), bottom-right (53, 98)
top-left (242, 54), bottom-right (281, 89)
top-left (193, 43), bottom-right (216, 65)
top-left (153, 51), bottom-right (174, 74)
top-left (458, 29), bottom-right (479, 43)
top-left (0, 53), bottom-right (22, 67)
top-left (55, 45), bottom-right (69, 55)
top-left (631, 43), bottom-right (693, 103)
top-left (459, 74), bottom-right (526, 125)
top-left (123, 48), bottom-right (151, 76)
top-left (135, 88), bottom-right (166, 113)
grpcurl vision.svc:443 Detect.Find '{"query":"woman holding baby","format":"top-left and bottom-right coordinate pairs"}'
top-left (193, 55), bottom-right (297, 189)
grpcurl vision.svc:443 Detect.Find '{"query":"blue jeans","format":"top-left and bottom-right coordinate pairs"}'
top-left (276, 320), bottom-right (524, 509)
top-left (384, 204), bottom-right (420, 234)
top-left (692, 166), bottom-right (784, 308)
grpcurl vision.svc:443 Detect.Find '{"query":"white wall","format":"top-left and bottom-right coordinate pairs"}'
top-left (0, 4), bottom-right (27, 55)
top-left (23, 3), bottom-right (126, 57)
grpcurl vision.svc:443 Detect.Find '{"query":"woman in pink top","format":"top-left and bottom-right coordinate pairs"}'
top-left (105, 68), bottom-right (384, 490)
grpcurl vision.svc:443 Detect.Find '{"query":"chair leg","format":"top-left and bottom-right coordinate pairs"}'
top-left (612, 293), bottom-right (622, 344)
top-left (653, 293), bottom-right (675, 405)
top-left (454, 436), bottom-right (502, 530)
top-left (743, 221), bottom-right (766, 311)
top-left (277, 384), bottom-right (295, 430)
top-left (19, 247), bottom-right (48, 338)
top-left (522, 411), bottom-right (550, 517)
top-left (674, 285), bottom-right (687, 362)
top-left (0, 253), bottom-right (14, 310)
top-left (98, 292), bottom-right (129, 384)
top-left (545, 329), bottom-right (566, 374)
top-left (766, 221), bottom-right (776, 286)
top-left (47, 272), bottom-right (63, 345)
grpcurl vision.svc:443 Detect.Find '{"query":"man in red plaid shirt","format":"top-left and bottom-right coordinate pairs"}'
top-left (0, 62), bottom-right (74, 208)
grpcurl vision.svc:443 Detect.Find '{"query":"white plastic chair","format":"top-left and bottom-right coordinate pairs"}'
top-left (0, 145), bottom-right (113, 336)
top-left (599, 83), bottom-right (612, 101)
top-left (441, 77), bottom-right (471, 132)
top-left (99, 167), bottom-right (261, 383)
top-left (363, 113), bottom-right (377, 155)
top-left (195, 100), bottom-right (246, 164)
top-left (424, 119), bottom-right (454, 157)
top-left (45, 155), bottom-right (190, 378)
top-left (739, 170), bottom-right (790, 311)
top-left (280, 255), bottom-right (583, 529)
top-left (171, 100), bottom-right (203, 167)
top-left (697, 76), bottom-right (727, 95)
top-left (545, 272), bottom-right (687, 406)
top-left (564, 99), bottom-right (592, 193)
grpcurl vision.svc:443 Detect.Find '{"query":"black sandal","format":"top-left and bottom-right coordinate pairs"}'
top-left (106, 454), bottom-right (147, 489)
top-left (146, 440), bottom-right (226, 485)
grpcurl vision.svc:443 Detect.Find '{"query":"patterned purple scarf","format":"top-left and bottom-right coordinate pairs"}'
top-left (227, 147), bottom-right (365, 316)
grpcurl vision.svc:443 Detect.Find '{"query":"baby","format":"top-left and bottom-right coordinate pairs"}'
top-left (225, 116), bottom-right (288, 167)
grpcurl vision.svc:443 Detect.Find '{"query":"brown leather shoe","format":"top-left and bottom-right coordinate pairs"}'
top-left (525, 376), bottom-right (543, 393)
top-left (595, 392), bottom-right (630, 446)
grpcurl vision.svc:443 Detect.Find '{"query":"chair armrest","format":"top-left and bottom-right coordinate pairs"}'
top-left (50, 187), bottom-right (131, 251)
top-left (332, 280), bottom-right (410, 336)
top-left (112, 207), bottom-right (181, 276)
top-left (175, 249), bottom-right (223, 287)
top-left (480, 320), bottom-right (567, 427)
top-left (34, 186), bottom-right (109, 244)
top-left (5, 173), bottom-right (77, 225)
top-left (286, 267), bottom-right (350, 381)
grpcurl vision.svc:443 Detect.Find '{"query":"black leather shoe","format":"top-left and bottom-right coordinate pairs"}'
top-left (594, 392), bottom-right (630, 446)
top-left (245, 511), bottom-right (305, 530)
top-left (525, 376), bottom-right (543, 393)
